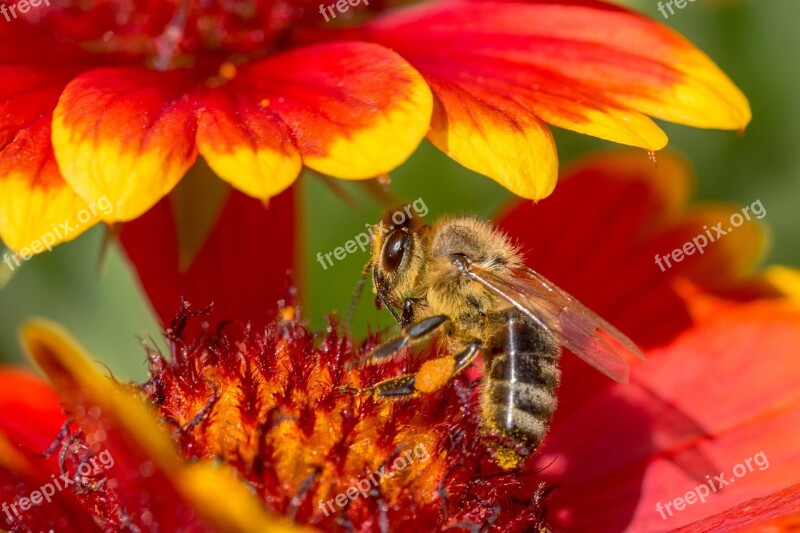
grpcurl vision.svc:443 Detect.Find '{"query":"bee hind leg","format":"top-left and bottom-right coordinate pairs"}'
top-left (343, 339), bottom-right (482, 398)
top-left (340, 375), bottom-right (417, 398)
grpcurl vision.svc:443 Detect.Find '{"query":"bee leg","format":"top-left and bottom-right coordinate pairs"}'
top-left (342, 375), bottom-right (418, 398)
top-left (345, 340), bottom-right (482, 398)
top-left (452, 339), bottom-right (483, 373)
top-left (347, 314), bottom-right (450, 370)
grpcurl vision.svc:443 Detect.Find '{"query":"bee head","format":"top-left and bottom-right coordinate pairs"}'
top-left (370, 207), bottom-right (425, 312)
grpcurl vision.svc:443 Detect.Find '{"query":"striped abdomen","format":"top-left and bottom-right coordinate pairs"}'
top-left (481, 309), bottom-right (561, 464)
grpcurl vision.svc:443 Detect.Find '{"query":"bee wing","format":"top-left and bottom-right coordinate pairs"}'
top-left (467, 264), bottom-right (644, 384)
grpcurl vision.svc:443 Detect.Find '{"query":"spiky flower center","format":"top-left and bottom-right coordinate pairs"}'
top-left (136, 306), bottom-right (550, 529)
top-left (37, 0), bottom-right (389, 71)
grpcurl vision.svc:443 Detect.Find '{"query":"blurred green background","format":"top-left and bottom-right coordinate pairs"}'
top-left (1, 0), bottom-right (798, 381)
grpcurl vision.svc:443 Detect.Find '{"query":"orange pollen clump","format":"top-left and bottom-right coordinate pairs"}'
top-left (415, 357), bottom-right (456, 394)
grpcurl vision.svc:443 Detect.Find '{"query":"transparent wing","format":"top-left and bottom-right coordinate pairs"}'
top-left (467, 264), bottom-right (644, 384)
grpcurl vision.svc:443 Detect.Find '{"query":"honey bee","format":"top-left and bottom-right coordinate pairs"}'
top-left (344, 211), bottom-right (644, 469)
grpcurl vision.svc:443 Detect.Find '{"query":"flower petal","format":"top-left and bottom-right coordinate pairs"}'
top-left (0, 368), bottom-right (65, 452)
top-left (0, 115), bottom-right (93, 253)
top-left (675, 482), bottom-right (800, 532)
top-left (52, 67), bottom-right (199, 222)
top-left (178, 462), bottom-right (312, 533)
top-left (0, 24), bottom-right (98, 252)
top-left (345, 0), bottom-right (749, 197)
top-left (206, 42), bottom-right (432, 190)
top-left (120, 187), bottom-right (295, 329)
top-left (0, 434), bottom-right (102, 532)
top-left (20, 318), bottom-right (183, 475)
top-left (425, 76), bottom-right (559, 200)
top-left (196, 89), bottom-right (302, 200)
top-left (53, 43), bottom-right (432, 213)
top-left (536, 297), bottom-right (800, 531)
top-left (762, 266), bottom-right (800, 305)
top-left (16, 318), bottom-right (199, 530)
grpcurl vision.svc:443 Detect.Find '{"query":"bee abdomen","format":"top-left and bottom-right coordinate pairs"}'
top-left (483, 310), bottom-right (561, 453)
top-left (485, 357), bottom-right (560, 445)
top-left (489, 380), bottom-right (556, 421)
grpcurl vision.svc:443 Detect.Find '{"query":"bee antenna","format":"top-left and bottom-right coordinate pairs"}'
top-left (343, 261), bottom-right (371, 335)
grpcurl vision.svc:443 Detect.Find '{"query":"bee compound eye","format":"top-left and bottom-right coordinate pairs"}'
top-left (382, 230), bottom-right (409, 273)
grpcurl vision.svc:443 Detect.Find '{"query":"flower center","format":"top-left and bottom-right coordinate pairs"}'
top-left (41, 0), bottom-right (389, 71)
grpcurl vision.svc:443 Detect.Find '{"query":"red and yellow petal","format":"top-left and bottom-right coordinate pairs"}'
top-left (202, 42), bottom-right (432, 200)
top-left (0, 65), bottom-right (95, 252)
top-left (52, 67), bottom-right (199, 222)
top-left (762, 266), bottom-right (800, 305)
top-left (343, 0), bottom-right (749, 199)
top-left (21, 318), bottom-right (185, 477)
top-left (179, 463), bottom-right (311, 533)
top-left (52, 43), bottom-right (431, 215)
top-left (425, 77), bottom-right (559, 199)
top-left (0, 22), bottom-right (114, 253)
top-left (0, 119), bottom-right (93, 253)
top-left (196, 89), bottom-right (302, 200)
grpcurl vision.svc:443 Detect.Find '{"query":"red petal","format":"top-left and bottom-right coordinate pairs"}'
top-left (196, 88), bottom-right (302, 200)
top-left (675, 482), bottom-right (800, 532)
top-left (535, 297), bottom-right (800, 531)
top-left (15, 320), bottom-right (213, 530)
top-left (120, 187), bottom-right (295, 329)
top-left (0, 441), bottom-right (103, 533)
top-left (0, 368), bottom-right (65, 452)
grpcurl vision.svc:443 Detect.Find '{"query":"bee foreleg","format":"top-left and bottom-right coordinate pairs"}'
top-left (344, 339), bottom-right (483, 398)
top-left (347, 314), bottom-right (450, 370)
